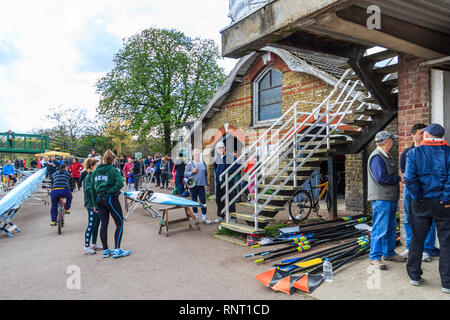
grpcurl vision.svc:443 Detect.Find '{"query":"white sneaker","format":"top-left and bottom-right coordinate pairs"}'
top-left (83, 247), bottom-right (96, 255)
top-left (214, 217), bottom-right (224, 224)
top-left (92, 244), bottom-right (103, 251)
top-left (410, 279), bottom-right (421, 286)
top-left (422, 252), bottom-right (431, 262)
top-left (400, 249), bottom-right (409, 258)
top-left (202, 219), bottom-right (212, 225)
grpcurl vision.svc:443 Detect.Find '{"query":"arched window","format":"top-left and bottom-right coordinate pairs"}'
top-left (254, 68), bottom-right (282, 124)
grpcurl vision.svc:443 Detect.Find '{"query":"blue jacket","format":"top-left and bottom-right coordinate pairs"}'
top-left (404, 140), bottom-right (450, 204)
top-left (2, 164), bottom-right (15, 176)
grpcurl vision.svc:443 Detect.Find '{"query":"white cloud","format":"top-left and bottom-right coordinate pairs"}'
top-left (0, 0), bottom-right (237, 133)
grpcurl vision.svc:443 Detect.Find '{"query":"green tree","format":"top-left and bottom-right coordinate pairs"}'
top-left (96, 27), bottom-right (225, 154)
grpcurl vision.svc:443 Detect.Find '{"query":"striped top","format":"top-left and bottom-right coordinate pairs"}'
top-left (51, 170), bottom-right (72, 190)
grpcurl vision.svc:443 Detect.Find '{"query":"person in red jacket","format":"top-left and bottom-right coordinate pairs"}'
top-left (69, 157), bottom-right (84, 190)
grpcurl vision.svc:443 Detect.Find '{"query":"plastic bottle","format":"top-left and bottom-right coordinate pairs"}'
top-left (323, 258), bottom-right (333, 282)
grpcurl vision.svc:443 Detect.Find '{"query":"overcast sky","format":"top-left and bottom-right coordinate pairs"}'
top-left (0, 0), bottom-right (238, 133)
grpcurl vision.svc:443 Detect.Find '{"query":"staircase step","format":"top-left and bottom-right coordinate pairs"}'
top-left (374, 64), bottom-right (399, 75)
top-left (258, 184), bottom-right (299, 191)
top-left (238, 202), bottom-right (284, 212)
top-left (297, 139), bottom-right (349, 146)
top-left (297, 148), bottom-right (336, 154)
top-left (230, 212), bottom-right (275, 223)
top-left (259, 194), bottom-right (292, 201)
top-left (219, 221), bottom-right (265, 234)
top-left (365, 50), bottom-right (398, 63)
top-left (344, 119), bottom-right (372, 126)
top-left (362, 96), bottom-right (377, 103)
top-left (339, 130), bottom-right (362, 137)
top-left (353, 107), bottom-right (383, 116)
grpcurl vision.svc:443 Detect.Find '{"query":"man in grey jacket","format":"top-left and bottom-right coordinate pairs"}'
top-left (368, 131), bottom-right (406, 270)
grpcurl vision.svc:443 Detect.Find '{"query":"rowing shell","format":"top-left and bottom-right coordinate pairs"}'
top-left (122, 191), bottom-right (206, 208)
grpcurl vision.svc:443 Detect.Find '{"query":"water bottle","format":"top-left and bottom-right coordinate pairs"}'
top-left (323, 258), bottom-right (333, 282)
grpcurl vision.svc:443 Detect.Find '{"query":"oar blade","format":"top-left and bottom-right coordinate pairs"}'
top-left (271, 275), bottom-right (300, 295)
top-left (254, 268), bottom-right (290, 287)
top-left (292, 273), bottom-right (324, 294)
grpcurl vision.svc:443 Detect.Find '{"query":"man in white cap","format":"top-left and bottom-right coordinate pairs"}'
top-left (213, 141), bottom-right (239, 223)
top-left (367, 130), bottom-right (406, 270)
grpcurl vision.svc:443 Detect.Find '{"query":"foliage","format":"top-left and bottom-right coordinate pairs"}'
top-left (96, 27), bottom-right (226, 154)
top-left (264, 223), bottom-right (288, 238)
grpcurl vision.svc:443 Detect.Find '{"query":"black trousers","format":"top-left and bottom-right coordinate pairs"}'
top-left (190, 186), bottom-right (206, 215)
top-left (407, 198), bottom-right (450, 288)
top-left (96, 195), bottom-right (125, 250)
top-left (154, 171), bottom-right (161, 186)
top-left (215, 182), bottom-right (236, 218)
top-left (73, 177), bottom-right (81, 190)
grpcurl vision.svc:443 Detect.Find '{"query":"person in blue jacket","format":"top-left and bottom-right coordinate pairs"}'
top-left (2, 160), bottom-right (17, 184)
top-left (404, 123), bottom-right (450, 293)
top-left (213, 141), bottom-right (240, 224)
top-left (399, 123), bottom-right (437, 262)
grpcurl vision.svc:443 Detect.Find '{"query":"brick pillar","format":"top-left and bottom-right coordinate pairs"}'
top-left (397, 54), bottom-right (431, 244)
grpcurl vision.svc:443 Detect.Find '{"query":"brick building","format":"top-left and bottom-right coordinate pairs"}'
top-left (206, 0), bottom-right (449, 234)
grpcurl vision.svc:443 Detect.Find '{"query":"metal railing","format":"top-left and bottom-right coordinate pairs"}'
top-left (0, 133), bottom-right (48, 154)
top-left (218, 69), bottom-right (369, 230)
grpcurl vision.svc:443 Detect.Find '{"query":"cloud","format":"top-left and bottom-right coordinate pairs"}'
top-left (0, 0), bottom-right (238, 134)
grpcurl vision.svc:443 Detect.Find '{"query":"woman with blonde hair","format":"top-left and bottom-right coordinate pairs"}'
top-left (91, 150), bottom-right (131, 259)
top-left (82, 158), bottom-right (101, 255)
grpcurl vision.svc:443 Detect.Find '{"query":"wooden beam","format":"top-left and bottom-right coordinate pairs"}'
top-left (312, 12), bottom-right (445, 59)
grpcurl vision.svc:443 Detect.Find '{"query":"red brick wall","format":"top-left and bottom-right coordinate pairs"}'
top-left (397, 54), bottom-right (431, 215)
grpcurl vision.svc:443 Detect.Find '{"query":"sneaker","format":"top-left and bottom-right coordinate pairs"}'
top-left (442, 287), bottom-right (450, 294)
top-left (214, 216), bottom-right (224, 224)
top-left (113, 248), bottom-right (131, 258)
top-left (202, 219), bottom-right (212, 225)
top-left (410, 279), bottom-right (421, 286)
top-left (422, 252), bottom-right (431, 262)
top-left (83, 247), bottom-right (96, 255)
top-left (50, 221), bottom-right (57, 226)
top-left (64, 209), bottom-right (71, 215)
top-left (382, 254), bottom-right (407, 262)
top-left (103, 249), bottom-right (112, 258)
top-left (91, 244), bottom-right (103, 251)
top-left (400, 249), bottom-right (409, 259)
top-left (370, 259), bottom-right (387, 270)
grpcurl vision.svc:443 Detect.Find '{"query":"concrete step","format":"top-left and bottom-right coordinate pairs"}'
top-left (257, 184), bottom-right (300, 191)
top-left (219, 221), bottom-right (265, 234)
top-left (238, 202), bottom-right (284, 212)
top-left (259, 194), bottom-right (292, 201)
top-left (297, 139), bottom-right (350, 146)
top-left (230, 212), bottom-right (275, 223)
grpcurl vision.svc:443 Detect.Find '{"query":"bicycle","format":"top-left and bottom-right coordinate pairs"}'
top-left (288, 177), bottom-right (330, 223)
top-left (56, 197), bottom-right (65, 235)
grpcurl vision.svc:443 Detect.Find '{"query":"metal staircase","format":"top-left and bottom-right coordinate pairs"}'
top-left (218, 48), bottom-right (399, 234)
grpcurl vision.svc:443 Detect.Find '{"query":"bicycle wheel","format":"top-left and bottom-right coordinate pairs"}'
top-left (288, 190), bottom-right (313, 222)
top-left (57, 202), bottom-right (63, 235)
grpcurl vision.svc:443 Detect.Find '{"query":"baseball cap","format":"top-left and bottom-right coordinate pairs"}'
top-left (216, 141), bottom-right (225, 148)
top-left (423, 123), bottom-right (445, 138)
top-left (374, 131), bottom-right (398, 142)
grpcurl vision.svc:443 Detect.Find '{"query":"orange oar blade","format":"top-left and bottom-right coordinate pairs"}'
top-left (271, 275), bottom-right (301, 295)
top-left (255, 269), bottom-right (277, 287)
top-left (255, 268), bottom-right (290, 288)
top-left (292, 273), bottom-right (324, 294)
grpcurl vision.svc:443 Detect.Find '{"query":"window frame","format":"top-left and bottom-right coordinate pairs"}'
top-left (252, 67), bottom-right (283, 127)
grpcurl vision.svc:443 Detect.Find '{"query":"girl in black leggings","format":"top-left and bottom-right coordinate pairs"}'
top-left (91, 150), bottom-right (131, 259)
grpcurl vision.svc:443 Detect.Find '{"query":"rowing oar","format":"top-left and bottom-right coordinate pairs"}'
top-left (251, 218), bottom-right (370, 249)
top-left (254, 229), bottom-right (369, 264)
top-left (271, 246), bottom-right (370, 295)
top-left (296, 214), bottom-right (368, 229)
top-left (273, 237), bottom-right (367, 268)
top-left (276, 237), bottom-right (369, 271)
top-left (257, 242), bottom-right (368, 291)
